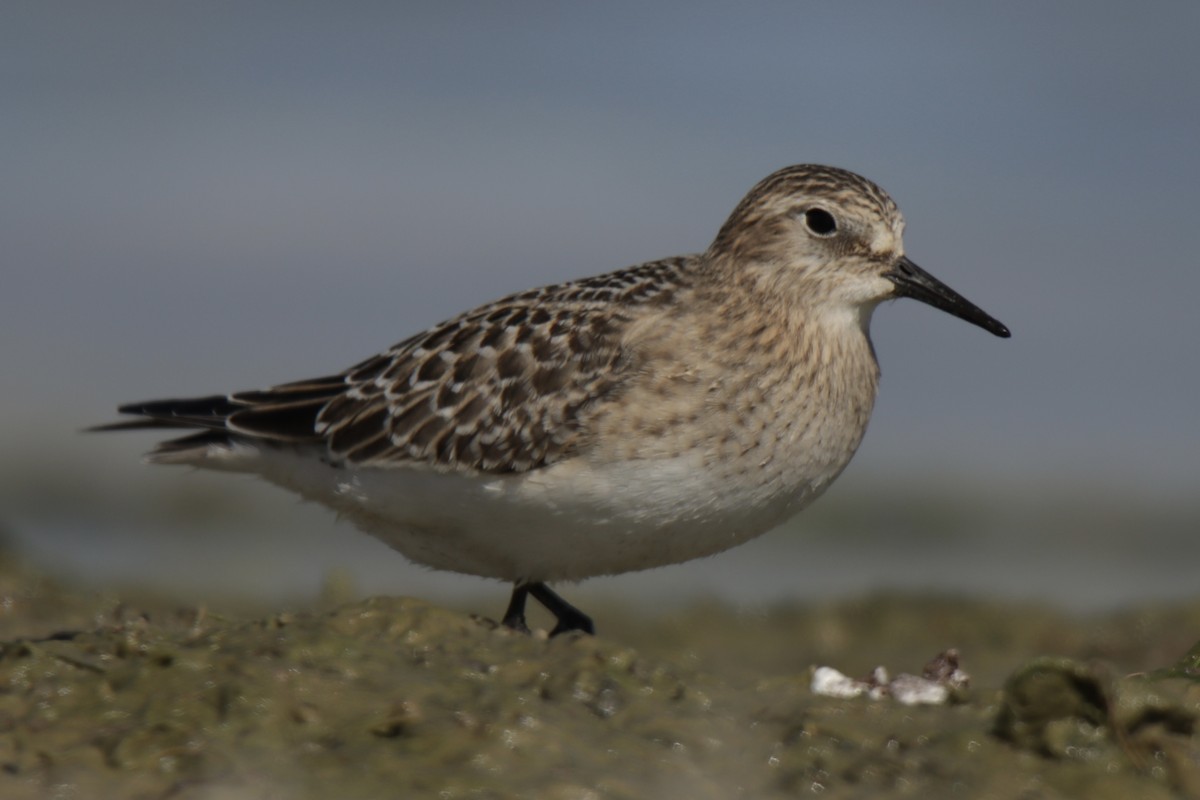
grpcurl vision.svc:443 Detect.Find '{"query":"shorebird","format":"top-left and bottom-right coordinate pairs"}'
top-left (96, 165), bottom-right (1009, 636)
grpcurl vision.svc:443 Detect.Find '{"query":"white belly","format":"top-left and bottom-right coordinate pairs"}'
top-left (246, 445), bottom-right (839, 582)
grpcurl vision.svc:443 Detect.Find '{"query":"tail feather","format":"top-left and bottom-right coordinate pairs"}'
top-left (114, 395), bottom-right (240, 429)
top-left (88, 418), bottom-right (204, 433)
top-left (227, 397), bottom-right (337, 442)
top-left (92, 375), bottom-right (353, 462)
top-left (143, 430), bottom-right (238, 464)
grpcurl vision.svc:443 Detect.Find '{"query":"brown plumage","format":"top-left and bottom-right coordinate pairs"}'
top-left (95, 164), bottom-right (1009, 636)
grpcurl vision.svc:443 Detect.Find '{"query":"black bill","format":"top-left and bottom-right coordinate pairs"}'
top-left (886, 256), bottom-right (1010, 338)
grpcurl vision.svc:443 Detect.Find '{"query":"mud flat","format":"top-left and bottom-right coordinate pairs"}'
top-left (1, 547), bottom-right (1198, 799)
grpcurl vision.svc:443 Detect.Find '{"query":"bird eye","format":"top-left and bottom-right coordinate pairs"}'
top-left (803, 208), bottom-right (837, 236)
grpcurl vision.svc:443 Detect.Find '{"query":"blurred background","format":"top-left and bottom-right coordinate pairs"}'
top-left (4, 2), bottom-right (1199, 618)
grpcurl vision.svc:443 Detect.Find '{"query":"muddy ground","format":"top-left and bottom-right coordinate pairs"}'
top-left (2, 545), bottom-right (1199, 800)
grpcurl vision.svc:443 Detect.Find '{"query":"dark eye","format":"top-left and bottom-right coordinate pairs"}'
top-left (803, 208), bottom-right (837, 236)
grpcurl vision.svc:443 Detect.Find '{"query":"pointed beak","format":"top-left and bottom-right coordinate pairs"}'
top-left (886, 256), bottom-right (1010, 338)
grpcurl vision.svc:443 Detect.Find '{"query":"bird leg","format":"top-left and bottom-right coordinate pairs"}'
top-left (528, 583), bottom-right (595, 637)
top-left (501, 582), bottom-right (595, 636)
top-left (501, 583), bottom-right (532, 633)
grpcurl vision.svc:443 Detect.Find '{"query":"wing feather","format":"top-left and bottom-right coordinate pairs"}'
top-left (96, 256), bottom-right (694, 474)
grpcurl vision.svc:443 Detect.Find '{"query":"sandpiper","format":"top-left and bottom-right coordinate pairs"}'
top-left (96, 164), bottom-right (1009, 636)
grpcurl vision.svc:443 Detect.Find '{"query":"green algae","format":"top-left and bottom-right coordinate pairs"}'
top-left (2, 549), bottom-right (1200, 799)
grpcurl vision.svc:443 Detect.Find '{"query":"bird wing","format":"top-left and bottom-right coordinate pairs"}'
top-left (97, 257), bottom-right (693, 475)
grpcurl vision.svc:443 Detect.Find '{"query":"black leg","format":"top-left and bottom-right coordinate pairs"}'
top-left (528, 583), bottom-right (595, 637)
top-left (501, 583), bottom-right (531, 633)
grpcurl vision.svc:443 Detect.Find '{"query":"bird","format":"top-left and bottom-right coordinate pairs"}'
top-left (94, 164), bottom-right (1010, 637)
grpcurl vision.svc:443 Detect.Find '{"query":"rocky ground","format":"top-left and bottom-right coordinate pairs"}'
top-left (2, 545), bottom-right (1199, 800)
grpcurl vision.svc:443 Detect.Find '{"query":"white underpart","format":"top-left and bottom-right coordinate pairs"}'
top-left (191, 440), bottom-right (836, 583)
